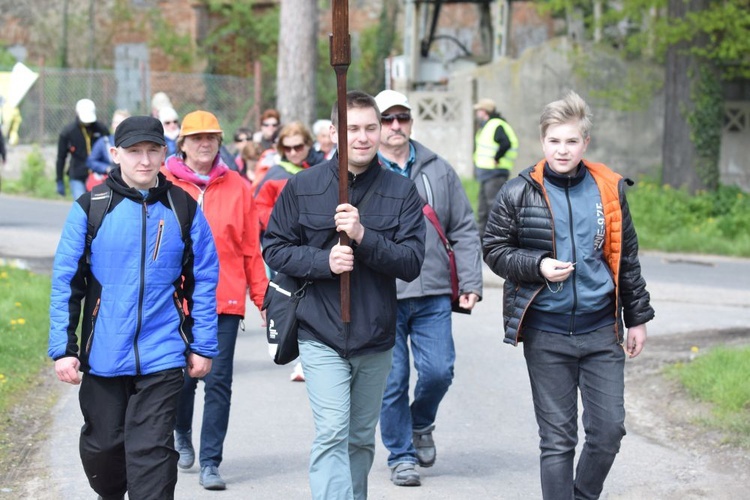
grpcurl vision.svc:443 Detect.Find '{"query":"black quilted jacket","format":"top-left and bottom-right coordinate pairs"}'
top-left (482, 160), bottom-right (655, 345)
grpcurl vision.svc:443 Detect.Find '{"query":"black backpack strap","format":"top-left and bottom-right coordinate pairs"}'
top-left (166, 185), bottom-right (195, 267)
top-left (85, 183), bottom-right (113, 265)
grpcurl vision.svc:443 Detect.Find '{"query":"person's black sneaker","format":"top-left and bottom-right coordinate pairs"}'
top-left (200, 465), bottom-right (227, 490)
top-left (413, 425), bottom-right (436, 468)
top-left (390, 462), bottom-right (421, 487)
top-left (175, 431), bottom-right (195, 470)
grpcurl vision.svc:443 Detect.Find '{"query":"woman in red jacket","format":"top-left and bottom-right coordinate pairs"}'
top-left (162, 110), bottom-right (268, 491)
top-left (254, 121), bottom-right (324, 231)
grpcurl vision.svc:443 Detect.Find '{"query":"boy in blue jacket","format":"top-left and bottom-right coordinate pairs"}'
top-left (48, 115), bottom-right (219, 500)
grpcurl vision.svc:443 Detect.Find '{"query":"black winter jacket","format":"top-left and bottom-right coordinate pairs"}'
top-left (482, 159), bottom-right (655, 345)
top-left (56, 119), bottom-right (110, 182)
top-left (262, 158), bottom-right (426, 358)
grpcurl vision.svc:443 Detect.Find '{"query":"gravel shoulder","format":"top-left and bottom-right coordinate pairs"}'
top-left (621, 327), bottom-right (750, 498)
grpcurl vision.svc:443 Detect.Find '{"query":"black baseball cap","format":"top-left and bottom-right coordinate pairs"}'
top-left (114, 116), bottom-right (167, 148)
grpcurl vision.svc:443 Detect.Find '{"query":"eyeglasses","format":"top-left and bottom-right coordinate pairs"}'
top-left (262, 122), bottom-right (279, 128)
top-left (163, 120), bottom-right (179, 125)
top-left (381, 113), bottom-right (412, 124)
top-left (235, 136), bottom-right (249, 142)
top-left (282, 143), bottom-right (306, 153)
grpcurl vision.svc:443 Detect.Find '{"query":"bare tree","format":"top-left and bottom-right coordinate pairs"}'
top-left (276, 0), bottom-right (319, 127)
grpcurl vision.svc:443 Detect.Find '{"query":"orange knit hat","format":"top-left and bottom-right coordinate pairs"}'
top-left (179, 110), bottom-right (223, 138)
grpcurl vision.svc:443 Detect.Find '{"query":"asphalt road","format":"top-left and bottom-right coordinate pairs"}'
top-left (1, 192), bottom-right (749, 499)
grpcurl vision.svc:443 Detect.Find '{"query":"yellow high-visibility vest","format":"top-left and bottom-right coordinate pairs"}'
top-left (473, 118), bottom-right (518, 171)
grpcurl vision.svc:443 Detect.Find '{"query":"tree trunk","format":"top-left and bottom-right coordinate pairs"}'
top-left (661, 0), bottom-right (711, 193)
top-left (277, 0), bottom-right (319, 128)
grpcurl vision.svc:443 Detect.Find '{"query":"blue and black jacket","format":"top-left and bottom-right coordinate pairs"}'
top-left (48, 169), bottom-right (219, 376)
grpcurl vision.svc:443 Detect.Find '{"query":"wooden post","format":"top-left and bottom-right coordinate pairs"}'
top-left (330, 0), bottom-right (352, 323)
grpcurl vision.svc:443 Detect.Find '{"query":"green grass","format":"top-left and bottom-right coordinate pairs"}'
top-left (461, 177), bottom-right (479, 212)
top-left (0, 264), bottom-right (52, 415)
top-left (666, 346), bottom-right (750, 446)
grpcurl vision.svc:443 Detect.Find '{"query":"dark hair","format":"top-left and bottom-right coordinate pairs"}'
top-left (233, 127), bottom-right (253, 142)
top-left (241, 141), bottom-right (261, 161)
top-left (330, 90), bottom-right (380, 128)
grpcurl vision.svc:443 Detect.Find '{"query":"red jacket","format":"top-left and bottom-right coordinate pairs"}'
top-left (163, 158), bottom-right (268, 315)
top-left (254, 162), bottom-right (301, 231)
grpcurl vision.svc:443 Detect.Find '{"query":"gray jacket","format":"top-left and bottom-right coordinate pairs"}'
top-left (396, 140), bottom-right (483, 300)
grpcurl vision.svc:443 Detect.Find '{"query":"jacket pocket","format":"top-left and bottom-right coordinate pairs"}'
top-left (153, 219), bottom-right (165, 261)
top-left (360, 213), bottom-right (399, 240)
top-left (299, 213), bottom-right (337, 247)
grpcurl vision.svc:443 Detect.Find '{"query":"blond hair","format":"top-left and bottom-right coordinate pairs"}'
top-left (540, 91), bottom-right (592, 139)
top-left (275, 121), bottom-right (314, 154)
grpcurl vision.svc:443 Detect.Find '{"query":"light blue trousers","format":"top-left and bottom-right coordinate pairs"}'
top-left (299, 340), bottom-right (393, 500)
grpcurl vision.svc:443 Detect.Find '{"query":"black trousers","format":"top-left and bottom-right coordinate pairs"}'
top-left (78, 368), bottom-right (184, 500)
top-left (477, 175), bottom-right (509, 238)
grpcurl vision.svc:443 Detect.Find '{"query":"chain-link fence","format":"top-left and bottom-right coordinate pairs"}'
top-left (15, 68), bottom-right (258, 145)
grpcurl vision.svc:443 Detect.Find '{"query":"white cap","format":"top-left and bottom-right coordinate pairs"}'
top-left (75, 99), bottom-right (97, 124)
top-left (158, 106), bottom-right (179, 123)
top-left (151, 91), bottom-right (173, 112)
top-left (374, 90), bottom-right (411, 114)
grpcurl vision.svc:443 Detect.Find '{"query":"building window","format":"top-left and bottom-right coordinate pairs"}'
top-left (724, 106), bottom-right (747, 133)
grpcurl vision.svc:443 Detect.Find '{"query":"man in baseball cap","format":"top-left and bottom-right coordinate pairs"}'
top-left (473, 97), bottom-right (519, 236)
top-left (374, 89), bottom-right (482, 488)
top-left (49, 111), bottom-right (218, 500)
top-left (75, 99), bottom-right (98, 124)
top-left (109, 116), bottom-right (168, 190)
top-left (55, 99), bottom-right (110, 200)
top-left (114, 115), bottom-right (167, 148)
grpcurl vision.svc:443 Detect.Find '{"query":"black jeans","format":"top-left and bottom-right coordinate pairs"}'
top-left (523, 326), bottom-right (626, 500)
top-left (477, 175), bottom-right (508, 237)
top-left (78, 368), bottom-right (184, 500)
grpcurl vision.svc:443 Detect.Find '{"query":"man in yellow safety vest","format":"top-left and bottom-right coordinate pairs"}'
top-left (473, 97), bottom-right (518, 237)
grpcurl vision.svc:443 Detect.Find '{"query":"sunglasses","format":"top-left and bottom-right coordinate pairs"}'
top-left (163, 120), bottom-right (179, 125)
top-left (262, 122), bottom-right (279, 127)
top-left (381, 112), bottom-right (411, 124)
top-left (282, 143), bottom-right (306, 153)
top-left (235, 136), bottom-right (249, 142)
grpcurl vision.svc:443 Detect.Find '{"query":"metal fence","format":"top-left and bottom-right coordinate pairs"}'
top-left (15, 68), bottom-right (258, 145)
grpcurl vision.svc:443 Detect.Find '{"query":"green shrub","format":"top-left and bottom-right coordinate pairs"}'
top-left (4, 146), bottom-right (59, 199)
top-left (19, 146), bottom-right (47, 192)
top-left (461, 177), bottom-right (479, 214)
top-left (628, 179), bottom-right (750, 257)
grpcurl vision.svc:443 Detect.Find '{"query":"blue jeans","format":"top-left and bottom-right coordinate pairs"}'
top-left (522, 325), bottom-right (626, 500)
top-left (379, 295), bottom-right (454, 467)
top-left (175, 314), bottom-right (241, 467)
top-left (70, 178), bottom-right (87, 201)
top-left (299, 340), bottom-right (393, 500)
